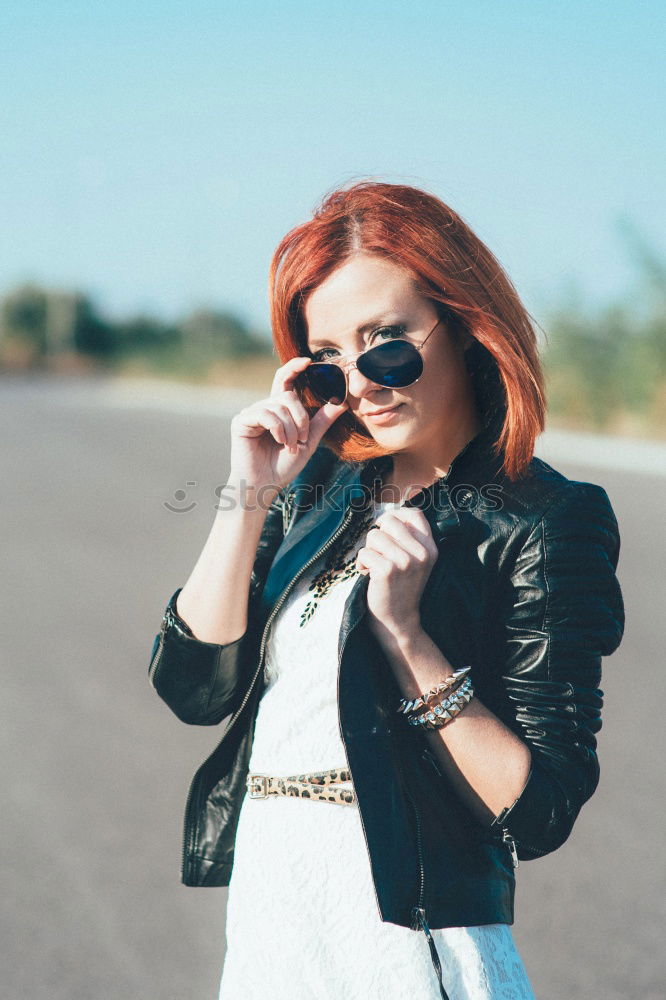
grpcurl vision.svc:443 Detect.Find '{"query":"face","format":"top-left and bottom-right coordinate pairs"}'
top-left (303, 252), bottom-right (479, 460)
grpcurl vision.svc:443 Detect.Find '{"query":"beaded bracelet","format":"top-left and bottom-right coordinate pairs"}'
top-left (407, 676), bottom-right (475, 729)
top-left (396, 665), bottom-right (472, 716)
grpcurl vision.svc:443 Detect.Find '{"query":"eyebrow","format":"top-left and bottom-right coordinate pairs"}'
top-left (308, 315), bottom-right (397, 350)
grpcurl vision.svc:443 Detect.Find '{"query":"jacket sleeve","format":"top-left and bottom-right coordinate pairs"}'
top-left (148, 587), bottom-right (250, 726)
top-left (148, 490), bottom-right (286, 726)
top-left (488, 480), bottom-right (625, 859)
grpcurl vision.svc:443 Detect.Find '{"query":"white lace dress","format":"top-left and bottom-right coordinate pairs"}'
top-left (218, 501), bottom-right (536, 1000)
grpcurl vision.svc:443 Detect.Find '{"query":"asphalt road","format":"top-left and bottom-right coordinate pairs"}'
top-left (2, 374), bottom-right (663, 1000)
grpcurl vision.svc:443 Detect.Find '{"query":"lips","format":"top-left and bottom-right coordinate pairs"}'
top-left (362, 404), bottom-right (402, 417)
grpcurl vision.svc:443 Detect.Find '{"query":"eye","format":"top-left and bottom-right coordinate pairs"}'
top-left (310, 325), bottom-right (407, 363)
top-left (311, 347), bottom-right (338, 362)
top-left (370, 326), bottom-right (405, 348)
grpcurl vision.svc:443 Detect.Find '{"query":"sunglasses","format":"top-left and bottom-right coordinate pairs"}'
top-left (295, 316), bottom-right (443, 406)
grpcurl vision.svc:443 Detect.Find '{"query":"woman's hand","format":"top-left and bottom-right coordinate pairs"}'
top-left (355, 506), bottom-right (439, 649)
top-left (228, 357), bottom-right (347, 494)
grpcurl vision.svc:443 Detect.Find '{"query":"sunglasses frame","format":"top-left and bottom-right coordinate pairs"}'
top-left (299, 315), bottom-right (444, 406)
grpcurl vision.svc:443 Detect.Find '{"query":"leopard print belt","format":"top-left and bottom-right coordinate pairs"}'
top-left (246, 767), bottom-right (356, 806)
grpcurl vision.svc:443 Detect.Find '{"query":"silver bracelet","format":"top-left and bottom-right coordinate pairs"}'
top-left (404, 676), bottom-right (473, 725)
top-left (396, 665), bottom-right (472, 716)
top-left (407, 677), bottom-right (475, 729)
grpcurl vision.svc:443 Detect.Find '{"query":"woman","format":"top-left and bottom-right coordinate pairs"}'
top-left (148, 182), bottom-right (625, 999)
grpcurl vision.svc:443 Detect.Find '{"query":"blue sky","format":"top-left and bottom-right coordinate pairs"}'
top-left (1, 1), bottom-right (663, 336)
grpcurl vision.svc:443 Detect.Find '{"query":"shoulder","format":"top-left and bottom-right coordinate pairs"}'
top-left (495, 457), bottom-right (625, 659)
top-left (464, 455), bottom-right (622, 592)
top-left (488, 455), bottom-right (619, 545)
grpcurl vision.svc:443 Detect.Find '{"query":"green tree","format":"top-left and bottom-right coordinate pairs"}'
top-left (543, 219), bottom-right (666, 436)
top-left (179, 308), bottom-right (269, 360)
top-left (1, 284), bottom-right (48, 361)
top-left (72, 294), bottom-right (115, 357)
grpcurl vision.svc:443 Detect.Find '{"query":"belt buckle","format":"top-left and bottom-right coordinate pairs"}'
top-left (247, 773), bottom-right (269, 799)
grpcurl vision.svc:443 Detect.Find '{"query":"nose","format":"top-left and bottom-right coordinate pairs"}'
top-left (345, 362), bottom-right (383, 399)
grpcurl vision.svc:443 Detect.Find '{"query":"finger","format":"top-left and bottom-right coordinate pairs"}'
top-left (364, 526), bottom-right (412, 571)
top-left (391, 505), bottom-right (430, 527)
top-left (388, 506), bottom-right (436, 545)
top-left (232, 406), bottom-right (278, 440)
top-left (268, 401), bottom-right (300, 449)
top-left (355, 546), bottom-right (391, 576)
top-left (371, 513), bottom-right (433, 564)
top-left (308, 398), bottom-right (348, 442)
top-left (271, 356), bottom-right (314, 396)
top-left (245, 401), bottom-right (300, 449)
top-left (274, 390), bottom-right (310, 443)
top-left (234, 405), bottom-right (290, 447)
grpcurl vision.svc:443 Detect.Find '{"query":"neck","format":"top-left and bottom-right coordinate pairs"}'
top-left (383, 409), bottom-right (484, 500)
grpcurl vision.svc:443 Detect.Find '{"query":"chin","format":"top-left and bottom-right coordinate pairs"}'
top-left (365, 423), bottom-right (414, 449)
top-left (365, 410), bottom-right (430, 450)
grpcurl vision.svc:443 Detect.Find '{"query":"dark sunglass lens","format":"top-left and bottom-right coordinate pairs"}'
top-left (303, 364), bottom-right (346, 405)
top-left (357, 340), bottom-right (423, 387)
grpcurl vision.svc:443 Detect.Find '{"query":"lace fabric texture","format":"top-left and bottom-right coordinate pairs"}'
top-left (218, 501), bottom-right (536, 1000)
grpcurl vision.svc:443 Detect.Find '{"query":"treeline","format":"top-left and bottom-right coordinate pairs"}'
top-left (540, 221), bottom-right (666, 438)
top-left (0, 284), bottom-right (272, 376)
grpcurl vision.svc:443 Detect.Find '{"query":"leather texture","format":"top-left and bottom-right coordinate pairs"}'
top-left (148, 415), bottom-right (625, 929)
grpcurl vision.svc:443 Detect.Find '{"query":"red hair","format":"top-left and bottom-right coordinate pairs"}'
top-left (268, 181), bottom-right (546, 482)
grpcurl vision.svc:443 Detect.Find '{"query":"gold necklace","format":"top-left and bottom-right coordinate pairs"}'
top-left (299, 505), bottom-right (377, 627)
top-left (297, 465), bottom-right (398, 630)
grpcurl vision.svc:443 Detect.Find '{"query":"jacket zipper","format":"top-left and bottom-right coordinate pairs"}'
top-left (493, 771), bottom-right (549, 862)
top-left (503, 834), bottom-right (549, 860)
top-left (148, 629), bottom-right (165, 687)
top-left (336, 602), bottom-right (383, 920)
top-left (181, 502), bottom-right (357, 882)
top-left (395, 754), bottom-right (427, 926)
top-left (148, 604), bottom-right (176, 686)
top-left (498, 823), bottom-right (551, 864)
top-left (399, 758), bottom-right (450, 1000)
top-left (406, 786), bottom-right (426, 923)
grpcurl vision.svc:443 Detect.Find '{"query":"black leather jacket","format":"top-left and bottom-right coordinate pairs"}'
top-left (149, 419), bottom-right (624, 944)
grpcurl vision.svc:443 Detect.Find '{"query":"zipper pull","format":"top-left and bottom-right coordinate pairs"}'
top-left (494, 805), bottom-right (510, 825)
top-left (411, 906), bottom-right (451, 1000)
top-left (280, 489), bottom-right (295, 536)
top-left (411, 905), bottom-right (426, 932)
top-left (502, 828), bottom-right (519, 868)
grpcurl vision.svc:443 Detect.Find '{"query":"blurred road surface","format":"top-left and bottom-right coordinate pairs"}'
top-left (2, 374), bottom-right (663, 1000)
